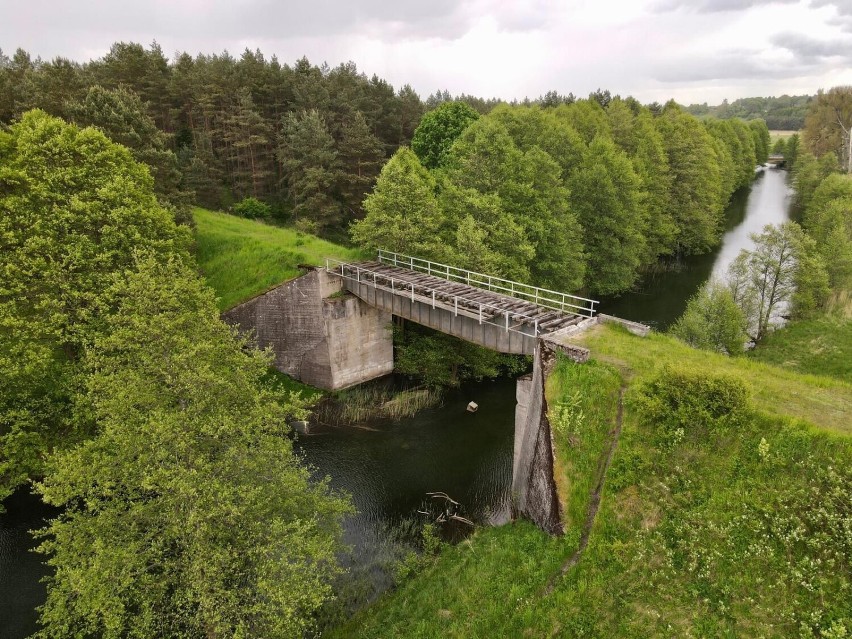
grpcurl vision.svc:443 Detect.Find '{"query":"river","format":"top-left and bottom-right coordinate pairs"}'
top-left (0, 166), bottom-right (794, 637)
top-left (600, 167), bottom-right (794, 329)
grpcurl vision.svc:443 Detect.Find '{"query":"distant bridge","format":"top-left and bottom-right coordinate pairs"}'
top-left (325, 250), bottom-right (597, 355)
top-left (767, 154), bottom-right (786, 167)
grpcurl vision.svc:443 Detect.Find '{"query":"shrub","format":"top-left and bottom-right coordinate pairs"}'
top-left (670, 280), bottom-right (747, 355)
top-left (633, 366), bottom-right (750, 438)
top-left (232, 196), bottom-right (271, 219)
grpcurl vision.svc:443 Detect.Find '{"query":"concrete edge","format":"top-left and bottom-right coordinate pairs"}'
top-left (596, 313), bottom-right (651, 337)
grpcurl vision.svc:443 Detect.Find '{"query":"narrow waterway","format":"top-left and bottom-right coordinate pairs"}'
top-left (600, 167), bottom-right (794, 329)
top-left (0, 166), bottom-right (795, 637)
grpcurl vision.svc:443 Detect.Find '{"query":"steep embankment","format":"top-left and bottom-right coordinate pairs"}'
top-left (334, 324), bottom-right (851, 638)
top-left (192, 207), bottom-right (362, 310)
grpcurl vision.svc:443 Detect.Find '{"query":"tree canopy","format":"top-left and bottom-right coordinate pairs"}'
top-left (0, 110), bottom-right (189, 501)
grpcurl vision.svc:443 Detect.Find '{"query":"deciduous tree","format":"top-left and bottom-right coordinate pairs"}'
top-left (35, 256), bottom-right (350, 638)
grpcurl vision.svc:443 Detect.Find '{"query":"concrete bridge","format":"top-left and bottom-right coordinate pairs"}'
top-left (767, 154), bottom-right (787, 167)
top-left (328, 250), bottom-right (597, 355)
top-left (223, 251), bottom-right (646, 534)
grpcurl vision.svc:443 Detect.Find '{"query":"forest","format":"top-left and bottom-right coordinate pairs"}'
top-left (685, 93), bottom-right (813, 130)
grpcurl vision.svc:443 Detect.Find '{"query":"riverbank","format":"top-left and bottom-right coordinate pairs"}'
top-left (333, 324), bottom-right (851, 637)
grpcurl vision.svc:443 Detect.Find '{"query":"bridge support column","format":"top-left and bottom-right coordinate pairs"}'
top-left (223, 268), bottom-right (394, 390)
top-left (512, 336), bottom-right (592, 535)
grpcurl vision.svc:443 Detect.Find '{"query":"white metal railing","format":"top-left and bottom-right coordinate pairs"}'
top-left (375, 250), bottom-right (597, 318)
top-left (326, 258), bottom-right (558, 337)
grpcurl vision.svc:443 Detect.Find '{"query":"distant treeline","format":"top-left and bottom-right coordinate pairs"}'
top-left (685, 95), bottom-right (813, 131)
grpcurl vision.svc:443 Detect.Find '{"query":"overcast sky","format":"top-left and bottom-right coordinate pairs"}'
top-left (2, 0), bottom-right (851, 104)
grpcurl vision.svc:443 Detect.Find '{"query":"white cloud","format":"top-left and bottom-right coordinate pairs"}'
top-left (0, 0), bottom-right (850, 103)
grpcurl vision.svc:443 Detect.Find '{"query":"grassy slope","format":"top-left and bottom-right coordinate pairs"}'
top-left (748, 316), bottom-right (852, 382)
top-left (192, 207), bottom-right (363, 310)
top-left (336, 325), bottom-right (851, 638)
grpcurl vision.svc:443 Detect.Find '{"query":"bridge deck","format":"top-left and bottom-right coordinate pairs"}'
top-left (333, 260), bottom-right (587, 336)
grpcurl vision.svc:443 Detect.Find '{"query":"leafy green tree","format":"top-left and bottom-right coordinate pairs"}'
top-left (793, 152), bottom-right (840, 211)
top-left (749, 119), bottom-right (771, 165)
top-left (656, 105), bottom-right (724, 255)
top-left (487, 104), bottom-right (547, 151)
top-left (411, 101), bottom-right (479, 169)
top-left (350, 148), bottom-right (449, 258)
top-left (439, 183), bottom-right (534, 281)
top-left (632, 111), bottom-right (677, 262)
top-left (35, 255), bottom-right (350, 638)
top-left (802, 174), bottom-right (852, 292)
top-left (803, 86), bottom-right (852, 173)
top-left (446, 118), bottom-right (585, 291)
top-left (671, 281), bottom-right (747, 355)
top-left (567, 136), bottom-right (645, 294)
top-left (728, 223), bottom-right (829, 342)
top-left (784, 133), bottom-right (800, 167)
top-left (279, 109), bottom-right (341, 229)
top-left (0, 110), bottom-right (189, 502)
top-left (554, 100), bottom-right (611, 144)
top-left (730, 118), bottom-right (758, 188)
top-left (67, 85), bottom-right (191, 221)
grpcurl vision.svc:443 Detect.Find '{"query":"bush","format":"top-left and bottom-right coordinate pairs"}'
top-left (670, 281), bottom-right (747, 355)
top-left (633, 366), bottom-right (750, 439)
top-left (232, 196), bottom-right (271, 219)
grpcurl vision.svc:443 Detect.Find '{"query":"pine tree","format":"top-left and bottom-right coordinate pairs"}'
top-left (278, 109), bottom-right (341, 229)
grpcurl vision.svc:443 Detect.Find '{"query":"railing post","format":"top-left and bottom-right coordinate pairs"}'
top-left (479, 304), bottom-right (482, 324)
top-left (356, 267), bottom-right (360, 283)
top-left (411, 283), bottom-right (415, 302)
top-left (446, 264), bottom-right (450, 280)
top-left (410, 256), bottom-right (414, 271)
top-left (393, 253), bottom-right (398, 267)
top-left (454, 297), bottom-right (458, 316)
top-left (432, 290), bottom-right (436, 309)
top-left (534, 319), bottom-right (538, 336)
top-left (505, 311), bottom-right (509, 332)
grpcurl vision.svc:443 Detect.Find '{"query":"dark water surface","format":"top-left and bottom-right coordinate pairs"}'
top-left (0, 167), bottom-right (794, 637)
top-left (600, 167), bottom-right (794, 329)
top-left (0, 489), bottom-right (56, 637)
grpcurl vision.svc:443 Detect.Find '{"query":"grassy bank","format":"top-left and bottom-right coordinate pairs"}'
top-left (193, 207), bottom-right (362, 310)
top-left (748, 315), bottom-right (852, 381)
top-left (333, 325), bottom-right (851, 638)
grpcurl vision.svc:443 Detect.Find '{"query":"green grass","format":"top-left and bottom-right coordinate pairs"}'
top-left (332, 325), bottom-right (851, 638)
top-left (192, 207), bottom-right (363, 310)
top-left (578, 323), bottom-right (852, 435)
top-left (748, 316), bottom-right (852, 381)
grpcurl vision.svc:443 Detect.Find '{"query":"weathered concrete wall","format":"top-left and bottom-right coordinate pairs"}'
top-left (511, 341), bottom-right (564, 535)
top-left (223, 269), bottom-right (393, 390)
top-left (512, 331), bottom-right (608, 535)
top-left (344, 280), bottom-right (538, 355)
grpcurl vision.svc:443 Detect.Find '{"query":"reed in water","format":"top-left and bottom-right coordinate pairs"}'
top-left (315, 385), bottom-right (443, 426)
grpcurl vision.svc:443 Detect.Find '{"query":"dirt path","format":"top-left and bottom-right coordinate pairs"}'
top-left (543, 386), bottom-right (625, 596)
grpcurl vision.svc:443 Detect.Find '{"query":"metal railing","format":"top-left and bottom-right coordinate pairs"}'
top-left (325, 258), bottom-right (557, 337)
top-left (376, 250), bottom-right (597, 318)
